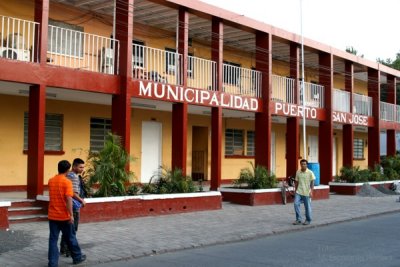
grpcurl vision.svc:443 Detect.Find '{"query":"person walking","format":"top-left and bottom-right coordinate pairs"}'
top-left (293, 159), bottom-right (315, 226)
top-left (60, 158), bottom-right (86, 256)
top-left (48, 160), bottom-right (86, 267)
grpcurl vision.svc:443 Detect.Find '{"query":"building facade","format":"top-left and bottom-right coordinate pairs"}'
top-left (0, 0), bottom-right (399, 198)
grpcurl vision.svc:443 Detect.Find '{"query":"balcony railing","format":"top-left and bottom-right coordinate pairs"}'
top-left (353, 93), bottom-right (372, 116)
top-left (222, 64), bottom-right (262, 98)
top-left (0, 15), bottom-right (39, 62)
top-left (271, 75), bottom-right (296, 103)
top-left (47, 25), bottom-right (119, 74)
top-left (299, 81), bottom-right (324, 108)
top-left (187, 55), bottom-right (216, 91)
top-left (380, 101), bottom-right (396, 121)
top-left (333, 89), bottom-right (350, 113)
top-left (397, 106), bottom-right (400, 123)
top-left (132, 44), bottom-right (182, 86)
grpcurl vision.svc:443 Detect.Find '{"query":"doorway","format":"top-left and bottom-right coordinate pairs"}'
top-left (191, 126), bottom-right (208, 181)
top-left (332, 137), bottom-right (337, 176)
top-left (308, 135), bottom-right (318, 163)
top-left (141, 121), bottom-right (162, 183)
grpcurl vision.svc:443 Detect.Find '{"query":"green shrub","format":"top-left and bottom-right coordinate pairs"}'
top-left (339, 166), bottom-right (361, 183)
top-left (369, 164), bottom-right (384, 182)
top-left (234, 162), bottom-right (277, 189)
top-left (141, 167), bottom-right (196, 194)
top-left (381, 156), bottom-right (400, 180)
top-left (126, 184), bottom-right (140, 196)
top-left (86, 133), bottom-right (134, 197)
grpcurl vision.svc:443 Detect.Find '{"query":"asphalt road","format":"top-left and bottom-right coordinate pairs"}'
top-left (95, 212), bottom-right (400, 267)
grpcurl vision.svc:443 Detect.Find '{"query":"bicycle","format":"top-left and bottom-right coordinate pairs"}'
top-left (281, 175), bottom-right (296, 205)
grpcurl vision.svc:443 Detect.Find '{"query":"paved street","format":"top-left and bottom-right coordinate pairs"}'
top-left (1, 194), bottom-right (400, 266)
top-left (97, 212), bottom-right (400, 267)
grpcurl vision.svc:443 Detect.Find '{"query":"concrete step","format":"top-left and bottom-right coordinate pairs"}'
top-left (9, 214), bottom-right (48, 224)
top-left (10, 199), bottom-right (38, 208)
top-left (8, 206), bottom-right (44, 216)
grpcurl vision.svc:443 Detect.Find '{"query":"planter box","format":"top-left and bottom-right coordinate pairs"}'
top-left (329, 180), bottom-right (399, 195)
top-left (220, 185), bottom-right (330, 206)
top-left (0, 201), bottom-right (11, 230)
top-left (37, 191), bottom-right (222, 223)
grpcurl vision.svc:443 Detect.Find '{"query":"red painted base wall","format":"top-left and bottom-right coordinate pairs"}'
top-left (0, 207), bottom-right (9, 230)
top-left (221, 188), bottom-right (330, 206)
top-left (330, 182), bottom-right (394, 195)
top-left (38, 195), bottom-right (222, 223)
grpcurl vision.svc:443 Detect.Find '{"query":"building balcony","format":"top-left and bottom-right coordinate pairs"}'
top-left (270, 75), bottom-right (325, 109)
top-left (333, 89), bottom-right (350, 113)
top-left (0, 15), bottom-right (39, 62)
top-left (47, 25), bottom-right (119, 74)
top-left (380, 101), bottom-right (396, 122)
top-left (132, 43), bottom-right (262, 97)
top-left (353, 93), bottom-right (372, 117)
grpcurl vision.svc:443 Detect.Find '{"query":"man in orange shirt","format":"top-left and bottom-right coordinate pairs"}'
top-left (48, 160), bottom-right (86, 267)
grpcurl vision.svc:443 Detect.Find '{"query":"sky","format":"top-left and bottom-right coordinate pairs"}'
top-left (200, 0), bottom-right (400, 62)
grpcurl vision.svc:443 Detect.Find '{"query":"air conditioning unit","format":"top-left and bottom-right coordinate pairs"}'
top-left (100, 47), bottom-right (114, 74)
top-left (0, 47), bottom-right (30, 61)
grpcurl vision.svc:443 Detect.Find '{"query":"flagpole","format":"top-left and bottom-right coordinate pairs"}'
top-left (300, 0), bottom-right (307, 160)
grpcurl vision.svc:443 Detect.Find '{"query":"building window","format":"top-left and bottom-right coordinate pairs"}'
top-left (24, 113), bottom-right (63, 151)
top-left (90, 117), bottom-right (111, 152)
top-left (354, 138), bottom-right (364, 159)
top-left (48, 19), bottom-right (84, 57)
top-left (133, 40), bottom-right (145, 69)
top-left (247, 131), bottom-right (255, 156)
top-left (165, 48), bottom-right (178, 74)
top-left (223, 61), bottom-right (241, 85)
top-left (225, 129), bottom-right (244, 155)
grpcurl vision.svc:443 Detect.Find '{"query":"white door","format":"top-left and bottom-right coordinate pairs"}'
top-left (332, 137), bottom-right (337, 176)
top-left (141, 121), bottom-right (162, 183)
top-left (308, 135), bottom-right (318, 163)
top-left (270, 132), bottom-right (276, 174)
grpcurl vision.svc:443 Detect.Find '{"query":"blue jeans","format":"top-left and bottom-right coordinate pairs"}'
top-left (48, 220), bottom-right (83, 267)
top-left (294, 193), bottom-right (312, 223)
top-left (60, 211), bottom-right (80, 252)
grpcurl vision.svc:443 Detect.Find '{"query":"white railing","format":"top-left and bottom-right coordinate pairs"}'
top-left (47, 25), bottom-right (119, 74)
top-left (222, 64), bottom-right (262, 98)
top-left (299, 81), bottom-right (324, 108)
top-left (187, 55), bottom-right (216, 91)
top-left (380, 101), bottom-right (396, 121)
top-left (0, 15), bottom-right (39, 62)
top-left (271, 75), bottom-right (296, 103)
top-left (132, 44), bottom-right (182, 86)
top-left (397, 106), bottom-right (400, 123)
top-left (353, 93), bottom-right (372, 116)
top-left (333, 89), bottom-right (350, 113)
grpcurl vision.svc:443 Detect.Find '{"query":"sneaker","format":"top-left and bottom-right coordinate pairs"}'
top-left (73, 254), bottom-right (86, 265)
top-left (303, 221), bottom-right (311, 225)
top-left (292, 220), bottom-right (302, 225)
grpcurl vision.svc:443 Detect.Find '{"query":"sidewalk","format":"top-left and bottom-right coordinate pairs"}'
top-left (1, 194), bottom-right (400, 267)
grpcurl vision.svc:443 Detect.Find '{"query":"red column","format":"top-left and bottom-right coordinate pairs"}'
top-left (34, 0), bottom-right (49, 64)
top-left (27, 0), bottom-right (49, 198)
top-left (27, 85), bottom-right (46, 199)
top-left (387, 75), bottom-right (396, 156)
top-left (286, 43), bottom-right (300, 177)
top-left (318, 53), bottom-right (333, 184)
top-left (171, 8), bottom-right (188, 174)
top-left (210, 18), bottom-right (223, 191)
top-left (368, 68), bottom-right (380, 167)
top-left (255, 31), bottom-right (272, 170)
top-left (111, 0), bottom-right (133, 152)
top-left (343, 61), bottom-right (354, 167)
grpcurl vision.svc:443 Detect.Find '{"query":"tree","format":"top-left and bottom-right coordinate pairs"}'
top-left (377, 52), bottom-right (400, 71)
top-left (346, 46), bottom-right (364, 58)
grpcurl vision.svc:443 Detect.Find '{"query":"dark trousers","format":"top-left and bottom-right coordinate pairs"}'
top-left (60, 211), bottom-right (79, 252)
top-left (48, 219), bottom-right (83, 267)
